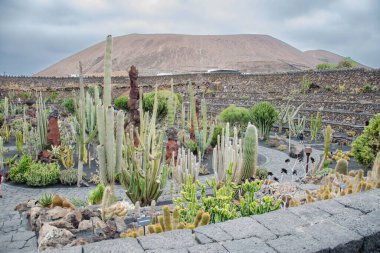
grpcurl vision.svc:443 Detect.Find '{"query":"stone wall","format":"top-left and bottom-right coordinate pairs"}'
top-left (0, 68), bottom-right (379, 134)
top-left (45, 189), bottom-right (380, 253)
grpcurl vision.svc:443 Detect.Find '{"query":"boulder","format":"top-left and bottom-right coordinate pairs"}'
top-left (38, 224), bottom-right (75, 251)
top-left (289, 144), bottom-right (304, 160)
top-left (29, 206), bottom-right (42, 231)
top-left (78, 220), bottom-right (93, 231)
top-left (46, 206), bottom-right (69, 220)
top-left (114, 216), bottom-right (127, 233)
top-left (81, 207), bottom-right (101, 220)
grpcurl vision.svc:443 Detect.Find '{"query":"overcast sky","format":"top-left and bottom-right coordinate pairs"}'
top-left (0, 0), bottom-right (379, 76)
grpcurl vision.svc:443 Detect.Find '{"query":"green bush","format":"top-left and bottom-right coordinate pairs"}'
top-left (88, 85), bottom-right (102, 97)
top-left (337, 57), bottom-right (356, 69)
top-left (352, 114), bottom-right (380, 166)
top-left (114, 95), bottom-right (129, 111)
top-left (211, 126), bottom-right (223, 147)
top-left (24, 162), bottom-right (60, 186)
top-left (142, 90), bottom-right (183, 118)
top-left (316, 63), bottom-right (336, 70)
top-left (218, 105), bottom-right (250, 126)
top-left (363, 83), bottom-right (376, 93)
top-left (256, 167), bottom-right (268, 180)
top-left (62, 98), bottom-right (76, 114)
top-left (0, 113), bottom-right (4, 127)
top-left (10, 154), bottom-right (33, 184)
top-left (250, 102), bottom-right (278, 140)
top-left (88, 183), bottom-right (104, 205)
top-left (60, 168), bottom-right (81, 185)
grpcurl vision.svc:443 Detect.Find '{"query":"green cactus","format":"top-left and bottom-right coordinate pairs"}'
top-left (194, 209), bottom-right (203, 227)
top-left (103, 35), bottom-right (112, 108)
top-left (16, 130), bottom-right (23, 154)
top-left (335, 158), bottom-right (348, 175)
top-left (0, 136), bottom-right (6, 171)
top-left (212, 123), bottom-right (243, 183)
top-left (158, 216), bottom-right (165, 231)
top-left (120, 87), bottom-right (169, 206)
top-left (310, 112), bottom-right (322, 142)
top-left (3, 97), bottom-right (9, 121)
top-left (163, 206), bottom-right (173, 231)
top-left (36, 93), bottom-right (47, 152)
top-left (200, 212), bottom-right (210, 226)
top-left (167, 79), bottom-right (177, 128)
top-left (172, 206), bottom-right (180, 229)
top-left (240, 124), bottom-right (258, 181)
top-left (101, 185), bottom-right (112, 221)
top-left (324, 125), bottom-right (332, 159)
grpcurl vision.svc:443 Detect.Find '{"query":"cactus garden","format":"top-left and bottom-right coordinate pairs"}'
top-left (0, 35), bottom-right (379, 252)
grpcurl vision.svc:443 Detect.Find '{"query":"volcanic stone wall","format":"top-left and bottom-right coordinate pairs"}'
top-left (0, 68), bottom-right (379, 134)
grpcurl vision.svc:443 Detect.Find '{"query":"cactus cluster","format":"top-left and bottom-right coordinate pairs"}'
top-left (306, 168), bottom-right (377, 203)
top-left (212, 123), bottom-right (242, 183)
top-left (147, 206), bottom-right (210, 234)
top-left (120, 88), bottom-right (168, 206)
top-left (172, 147), bottom-right (200, 186)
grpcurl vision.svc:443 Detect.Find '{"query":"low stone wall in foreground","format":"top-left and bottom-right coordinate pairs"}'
top-left (46, 189), bottom-right (380, 253)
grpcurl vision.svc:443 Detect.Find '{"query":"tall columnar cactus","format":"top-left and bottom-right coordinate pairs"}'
top-left (22, 106), bottom-right (28, 144)
top-left (240, 124), bottom-right (258, 182)
top-left (120, 87), bottom-right (169, 206)
top-left (3, 97), bottom-right (9, 121)
top-left (212, 123), bottom-right (243, 183)
top-left (188, 81), bottom-right (214, 159)
top-left (97, 105), bottom-right (124, 187)
top-left (103, 35), bottom-right (113, 108)
top-left (310, 112), bottom-right (322, 142)
top-left (172, 147), bottom-right (200, 186)
top-left (335, 158), bottom-right (348, 175)
top-left (323, 125), bottom-right (332, 159)
top-left (36, 93), bottom-right (48, 152)
top-left (0, 136), bottom-right (5, 172)
top-left (166, 79), bottom-right (176, 128)
top-left (85, 91), bottom-right (97, 134)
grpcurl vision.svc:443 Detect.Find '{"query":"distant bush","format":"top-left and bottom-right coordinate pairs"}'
top-left (363, 83), bottom-right (376, 93)
top-left (62, 98), bottom-right (75, 114)
top-left (299, 76), bottom-right (311, 93)
top-left (316, 63), bottom-right (336, 70)
top-left (218, 105), bottom-right (250, 126)
top-left (88, 85), bottom-right (102, 97)
top-left (337, 57), bottom-right (356, 69)
top-left (351, 113), bottom-right (380, 166)
top-left (114, 95), bottom-right (129, 111)
top-left (142, 90), bottom-right (183, 118)
top-left (250, 102), bottom-right (278, 140)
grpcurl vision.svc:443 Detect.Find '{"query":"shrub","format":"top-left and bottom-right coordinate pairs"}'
top-left (250, 102), bottom-right (278, 140)
top-left (60, 168), bottom-right (82, 185)
top-left (114, 95), bottom-right (129, 111)
top-left (88, 85), bottom-right (102, 97)
top-left (62, 98), bottom-right (75, 114)
top-left (0, 113), bottom-right (4, 127)
top-left (10, 154), bottom-right (33, 184)
top-left (316, 63), bottom-right (336, 70)
top-left (142, 90), bottom-right (183, 118)
top-left (218, 105), bottom-right (250, 126)
top-left (363, 83), bottom-right (376, 93)
top-left (24, 162), bottom-right (60, 186)
top-left (88, 183), bottom-right (104, 205)
top-left (352, 114), bottom-right (380, 166)
top-left (211, 126), bottom-right (223, 147)
top-left (337, 57), bottom-right (356, 69)
top-left (256, 167), bottom-right (268, 180)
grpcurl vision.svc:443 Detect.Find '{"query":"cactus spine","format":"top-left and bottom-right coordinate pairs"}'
top-left (103, 35), bottom-right (112, 108)
top-left (335, 159), bottom-right (348, 175)
top-left (240, 124), bottom-right (258, 181)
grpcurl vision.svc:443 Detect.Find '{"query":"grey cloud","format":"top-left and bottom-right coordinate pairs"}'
top-left (0, 0), bottom-right (379, 75)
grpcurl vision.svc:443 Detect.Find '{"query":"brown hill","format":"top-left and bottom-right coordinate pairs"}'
top-left (304, 50), bottom-right (368, 68)
top-left (35, 34), bottom-right (364, 77)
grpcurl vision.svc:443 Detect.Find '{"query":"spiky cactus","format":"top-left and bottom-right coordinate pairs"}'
top-left (0, 137), bottom-right (5, 172)
top-left (172, 147), bottom-right (200, 186)
top-left (36, 93), bottom-right (47, 152)
top-left (3, 97), bottom-right (9, 121)
top-left (212, 123), bottom-right (243, 183)
top-left (323, 125), bottom-right (332, 159)
top-left (335, 158), bottom-right (348, 175)
top-left (103, 35), bottom-right (112, 108)
top-left (97, 106), bottom-right (124, 187)
top-left (240, 124), bottom-right (258, 181)
top-left (166, 79), bottom-right (177, 128)
top-left (370, 151), bottom-right (380, 188)
top-left (120, 87), bottom-right (169, 206)
top-left (188, 81), bottom-right (214, 159)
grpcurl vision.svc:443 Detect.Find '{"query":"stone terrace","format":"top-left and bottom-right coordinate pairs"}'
top-left (39, 189), bottom-right (380, 253)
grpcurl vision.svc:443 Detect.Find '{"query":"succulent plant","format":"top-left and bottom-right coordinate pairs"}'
top-left (39, 192), bottom-right (53, 207)
top-left (335, 159), bottom-right (348, 175)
